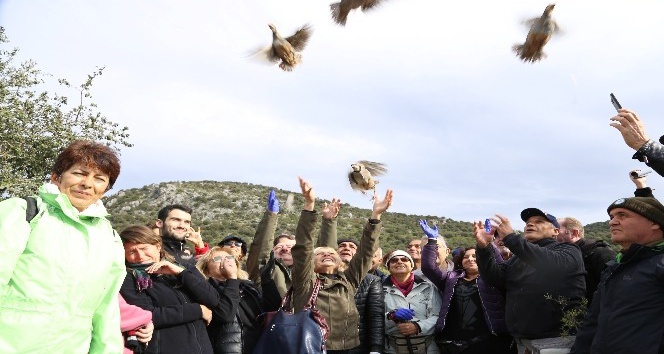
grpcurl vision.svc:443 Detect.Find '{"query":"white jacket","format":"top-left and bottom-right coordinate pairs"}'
top-left (383, 275), bottom-right (442, 354)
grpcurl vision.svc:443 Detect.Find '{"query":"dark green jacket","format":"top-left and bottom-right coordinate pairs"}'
top-left (291, 210), bottom-right (381, 350)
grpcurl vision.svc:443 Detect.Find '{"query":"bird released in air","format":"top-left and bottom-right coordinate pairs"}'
top-left (329, 0), bottom-right (383, 26)
top-left (254, 23), bottom-right (312, 72)
top-left (348, 161), bottom-right (388, 194)
top-left (512, 4), bottom-right (560, 63)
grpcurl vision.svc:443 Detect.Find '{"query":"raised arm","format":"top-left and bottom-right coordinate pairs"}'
top-left (473, 220), bottom-right (507, 289)
top-left (345, 189), bottom-right (392, 287)
top-left (291, 177), bottom-right (318, 312)
top-left (419, 219), bottom-right (450, 290)
top-left (316, 198), bottom-right (341, 248)
top-left (247, 190), bottom-right (280, 283)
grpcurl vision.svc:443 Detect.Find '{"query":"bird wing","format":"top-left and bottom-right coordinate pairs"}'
top-left (357, 160), bottom-right (387, 176)
top-left (361, 0), bottom-right (383, 11)
top-left (348, 171), bottom-right (364, 190)
top-left (285, 24), bottom-right (312, 51)
top-left (249, 44), bottom-right (281, 64)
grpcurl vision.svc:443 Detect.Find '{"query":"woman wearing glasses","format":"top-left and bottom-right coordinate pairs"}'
top-left (291, 177), bottom-right (393, 354)
top-left (197, 247), bottom-right (263, 354)
top-left (218, 235), bottom-right (248, 263)
top-left (383, 250), bottom-right (442, 354)
top-left (119, 225), bottom-right (220, 354)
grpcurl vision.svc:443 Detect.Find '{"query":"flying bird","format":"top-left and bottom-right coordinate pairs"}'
top-left (254, 23), bottom-right (312, 72)
top-left (348, 161), bottom-right (388, 194)
top-left (512, 4), bottom-right (560, 63)
top-left (329, 0), bottom-right (383, 26)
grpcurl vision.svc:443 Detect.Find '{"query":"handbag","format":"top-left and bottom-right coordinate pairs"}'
top-left (388, 335), bottom-right (429, 354)
top-left (253, 278), bottom-right (329, 354)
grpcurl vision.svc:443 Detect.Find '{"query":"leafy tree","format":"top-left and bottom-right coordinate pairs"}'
top-left (0, 27), bottom-right (131, 198)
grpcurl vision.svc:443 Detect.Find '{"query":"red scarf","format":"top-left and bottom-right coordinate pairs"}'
top-left (391, 273), bottom-right (415, 297)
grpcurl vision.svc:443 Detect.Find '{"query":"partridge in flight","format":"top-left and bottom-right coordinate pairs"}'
top-left (512, 4), bottom-right (560, 63)
top-left (330, 0), bottom-right (383, 26)
top-left (348, 161), bottom-right (388, 194)
top-left (255, 23), bottom-right (312, 72)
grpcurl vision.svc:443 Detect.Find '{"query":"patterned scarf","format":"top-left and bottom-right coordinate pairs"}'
top-left (126, 262), bottom-right (154, 291)
top-left (391, 273), bottom-right (415, 297)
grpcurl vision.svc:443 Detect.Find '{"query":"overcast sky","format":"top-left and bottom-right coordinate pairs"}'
top-left (2, 0), bottom-right (664, 230)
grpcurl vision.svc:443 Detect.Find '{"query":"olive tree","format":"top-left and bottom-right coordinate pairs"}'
top-left (0, 27), bottom-right (131, 198)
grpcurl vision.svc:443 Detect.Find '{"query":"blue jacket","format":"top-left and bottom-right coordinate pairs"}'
top-left (421, 240), bottom-right (507, 335)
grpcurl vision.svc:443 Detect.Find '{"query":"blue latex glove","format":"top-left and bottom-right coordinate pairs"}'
top-left (418, 219), bottom-right (438, 239)
top-left (267, 190), bottom-right (280, 213)
top-left (393, 308), bottom-right (415, 322)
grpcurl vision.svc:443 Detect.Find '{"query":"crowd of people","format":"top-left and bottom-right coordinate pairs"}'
top-left (1, 107), bottom-right (664, 354)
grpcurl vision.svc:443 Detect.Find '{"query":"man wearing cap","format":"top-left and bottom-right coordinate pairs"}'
top-left (156, 204), bottom-right (209, 265)
top-left (571, 197), bottom-right (664, 354)
top-left (473, 208), bottom-right (586, 354)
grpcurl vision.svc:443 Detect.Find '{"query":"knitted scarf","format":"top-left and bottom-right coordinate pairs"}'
top-left (391, 273), bottom-right (415, 297)
top-left (126, 262), bottom-right (154, 291)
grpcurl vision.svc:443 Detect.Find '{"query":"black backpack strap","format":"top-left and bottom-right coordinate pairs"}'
top-left (23, 196), bottom-right (38, 222)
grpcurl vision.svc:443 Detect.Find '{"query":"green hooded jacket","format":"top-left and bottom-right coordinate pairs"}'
top-left (0, 184), bottom-right (125, 353)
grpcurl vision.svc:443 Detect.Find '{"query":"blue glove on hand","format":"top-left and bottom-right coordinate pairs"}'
top-left (418, 219), bottom-right (438, 239)
top-left (267, 190), bottom-right (280, 213)
top-left (393, 308), bottom-right (415, 322)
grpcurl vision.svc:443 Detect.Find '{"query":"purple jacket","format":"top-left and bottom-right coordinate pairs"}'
top-left (421, 239), bottom-right (507, 335)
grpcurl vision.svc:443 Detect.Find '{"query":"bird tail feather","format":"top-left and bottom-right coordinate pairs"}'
top-left (330, 2), bottom-right (347, 26)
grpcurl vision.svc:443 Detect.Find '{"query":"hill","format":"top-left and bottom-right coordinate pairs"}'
top-left (104, 181), bottom-right (614, 252)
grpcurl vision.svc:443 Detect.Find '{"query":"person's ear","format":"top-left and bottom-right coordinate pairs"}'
top-left (155, 219), bottom-right (163, 228)
top-left (50, 173), bottom-right (60, 184)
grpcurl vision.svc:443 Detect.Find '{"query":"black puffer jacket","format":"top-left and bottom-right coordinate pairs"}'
top-left (120, 264), bottom-right (219, 354)
top-left (207, 279), bottom-right (263, 354)
top-left (633, 139), bottom-right (664, 177)
top-left (349, 274), bottom-right (384, 354)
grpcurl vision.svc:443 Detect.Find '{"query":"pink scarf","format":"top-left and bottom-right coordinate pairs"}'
top-left (391, 273), bottom-right (415, 297)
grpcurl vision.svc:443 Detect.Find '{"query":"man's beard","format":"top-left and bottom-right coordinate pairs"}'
top-left (162, 227), bottom-right (186, 241)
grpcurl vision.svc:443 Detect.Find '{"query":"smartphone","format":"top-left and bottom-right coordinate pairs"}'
top-left (630, 169), bottom-right (652, 179)
top-left (610, 93), bottom-right (622, 112)
top-left (484, 219), bottom-right (492, 233)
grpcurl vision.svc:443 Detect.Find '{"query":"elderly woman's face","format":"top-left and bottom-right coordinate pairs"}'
top-left (124, 242), bottom-right (161, 264)
top-left (314, 248), bottom-right (340, 273)
top-left (50, 163), bottom-right (109, 212)
top-left (206, 250), bottom-right (236, 280)
top-left (388, 256), bottom-right (413, 276)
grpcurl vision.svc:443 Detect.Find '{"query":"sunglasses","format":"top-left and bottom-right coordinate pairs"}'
top-left (222, 241), bottom-right (243, 247)
top-left (212, 255), bottom-right (235, 263)
top-left (390, 257), bottom-right (410, 264)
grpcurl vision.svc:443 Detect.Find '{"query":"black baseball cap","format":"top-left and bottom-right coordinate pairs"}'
top-left (218, 235), bottom-right (248, 255)
top-left (520, 208), bottom-right (560, 229)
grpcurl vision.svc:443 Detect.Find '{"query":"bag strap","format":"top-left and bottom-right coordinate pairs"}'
top-left (281, 277), bottom-right (323, 311)
top-left (23, 197), bottom-right (38, 223)
top-left (305, 277), bottom-right (323, 310)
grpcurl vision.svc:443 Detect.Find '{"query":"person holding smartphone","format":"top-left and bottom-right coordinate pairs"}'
top-left (609, 96), bottom-right (664, 177)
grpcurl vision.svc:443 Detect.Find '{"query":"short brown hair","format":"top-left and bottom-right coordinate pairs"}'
top-left (273, 233), bottom-right (295, 247)
top-left (52, 140), bottom-right (121, 189)
top-left (120, 225), bottom-right (174, 263)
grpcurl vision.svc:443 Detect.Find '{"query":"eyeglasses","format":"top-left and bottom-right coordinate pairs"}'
top-left (212, 255), bottom-right (235, 262)
top-left (222, 241), bottom-right (243, 247)
top-left (390, 257), bottom-right (410, 264)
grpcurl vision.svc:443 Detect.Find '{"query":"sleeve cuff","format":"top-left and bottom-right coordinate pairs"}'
top-left (194, 243), bottom-right (209, 255)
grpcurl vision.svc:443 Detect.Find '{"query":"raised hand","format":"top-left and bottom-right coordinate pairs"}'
top-left (298, 177), bottom-right (315, 211)
top-left (371, 189), bottom-right (393, 220)
top-left (267, 189), bottom-right (280, 213)
top-left (146, 260), bottom-right (185, 276)
top-left (185, 226), bottom-right (204, 248)
top-left (610, 109), bottom-right (650, 151)
top-left (322, 198), bottom-right (341, 219)
top-left (418, 219), bottom-right (438, 239)
top-left (473, 220), bottom-right (494, 248)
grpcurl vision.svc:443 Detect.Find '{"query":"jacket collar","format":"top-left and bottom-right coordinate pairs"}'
top-left (39, 183), bottom-right (109, 222)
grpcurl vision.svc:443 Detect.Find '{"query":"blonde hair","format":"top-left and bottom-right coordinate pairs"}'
top-left (313, 246), bottom-right (342, 272)
top-left (196, 246), bottom-right (248, 280)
